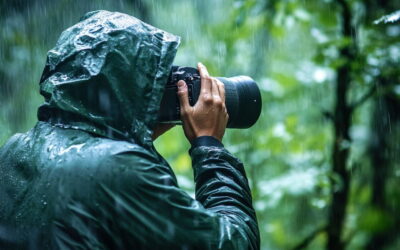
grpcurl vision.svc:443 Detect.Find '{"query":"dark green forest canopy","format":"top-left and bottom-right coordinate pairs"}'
top-left (0, 0), bottom-right (399, 249)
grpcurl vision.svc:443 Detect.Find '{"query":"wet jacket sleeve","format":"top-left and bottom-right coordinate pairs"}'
top-left (103, 143), bottom-right (260, 249)
top-left (190, 141), bottom-right (260, 249)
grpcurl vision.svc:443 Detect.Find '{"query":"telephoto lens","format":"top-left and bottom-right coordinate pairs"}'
top-left (158, 66), bottom-right (262, 129)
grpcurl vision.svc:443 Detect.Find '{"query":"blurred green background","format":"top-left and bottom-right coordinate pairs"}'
top-left (1, 0), bottom-right (399, 249)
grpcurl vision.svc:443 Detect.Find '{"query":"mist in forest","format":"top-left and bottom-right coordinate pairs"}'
top-left (1, 0), bottom-right (399, 249)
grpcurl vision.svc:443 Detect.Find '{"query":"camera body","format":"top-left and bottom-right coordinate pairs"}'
top-left (158, 66), bottom-right (201, 123)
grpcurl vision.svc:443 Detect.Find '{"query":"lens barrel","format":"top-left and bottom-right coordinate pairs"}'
top-left (218, 76), bottom-right (262, 128)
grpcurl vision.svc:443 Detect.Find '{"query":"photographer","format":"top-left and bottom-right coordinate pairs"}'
top-left (0, 10), bottom-right (259, 249)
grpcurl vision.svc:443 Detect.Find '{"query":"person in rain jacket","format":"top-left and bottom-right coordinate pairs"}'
top-left (0, 10), bottom-right (260, 249)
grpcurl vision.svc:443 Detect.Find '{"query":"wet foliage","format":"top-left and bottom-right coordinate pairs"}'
top-left (1, 0), bottom-right (399, 249)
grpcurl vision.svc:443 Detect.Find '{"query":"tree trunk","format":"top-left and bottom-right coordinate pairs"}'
top-left (366, 86), bottom-right (400, 249)
top-left (326, 1), bottom-right (355, 249)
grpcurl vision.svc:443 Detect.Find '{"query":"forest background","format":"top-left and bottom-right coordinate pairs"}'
top-left (1, 0), bottom-right (399, 249)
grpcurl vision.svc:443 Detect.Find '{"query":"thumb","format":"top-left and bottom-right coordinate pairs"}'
top-left (177, 80), bottom-right (190, 112)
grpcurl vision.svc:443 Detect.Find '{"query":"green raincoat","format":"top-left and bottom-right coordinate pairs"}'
top-left (0, 10), bottom-right (259, 249)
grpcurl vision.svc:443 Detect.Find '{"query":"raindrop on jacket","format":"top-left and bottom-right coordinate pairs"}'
top-left (0, 10), bottom-right (260, 249)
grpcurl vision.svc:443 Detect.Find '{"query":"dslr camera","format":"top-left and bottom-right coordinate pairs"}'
top-left (158, 66), bottom-right (262, 129)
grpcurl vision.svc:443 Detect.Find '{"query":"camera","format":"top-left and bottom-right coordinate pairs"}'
top-left (158, 66), bottom-right (262, 129)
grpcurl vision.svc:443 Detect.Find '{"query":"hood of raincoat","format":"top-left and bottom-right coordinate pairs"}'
top-left (38, 10), bottom-right (180, 147)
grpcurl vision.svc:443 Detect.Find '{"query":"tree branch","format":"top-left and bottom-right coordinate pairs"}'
top-left (291, 225), bottom-right (327, 250)
top-left (322, 110), bottom-right (334, 122)
top-left (350, 84), bottom-right (377, 112)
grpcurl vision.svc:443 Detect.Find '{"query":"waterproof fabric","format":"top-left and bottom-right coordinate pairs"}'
top-left (0, 10), bottom-right (260, 250)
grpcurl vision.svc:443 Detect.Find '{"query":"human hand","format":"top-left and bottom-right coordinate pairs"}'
top-left (177, 62), bottom-right (228, 143)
